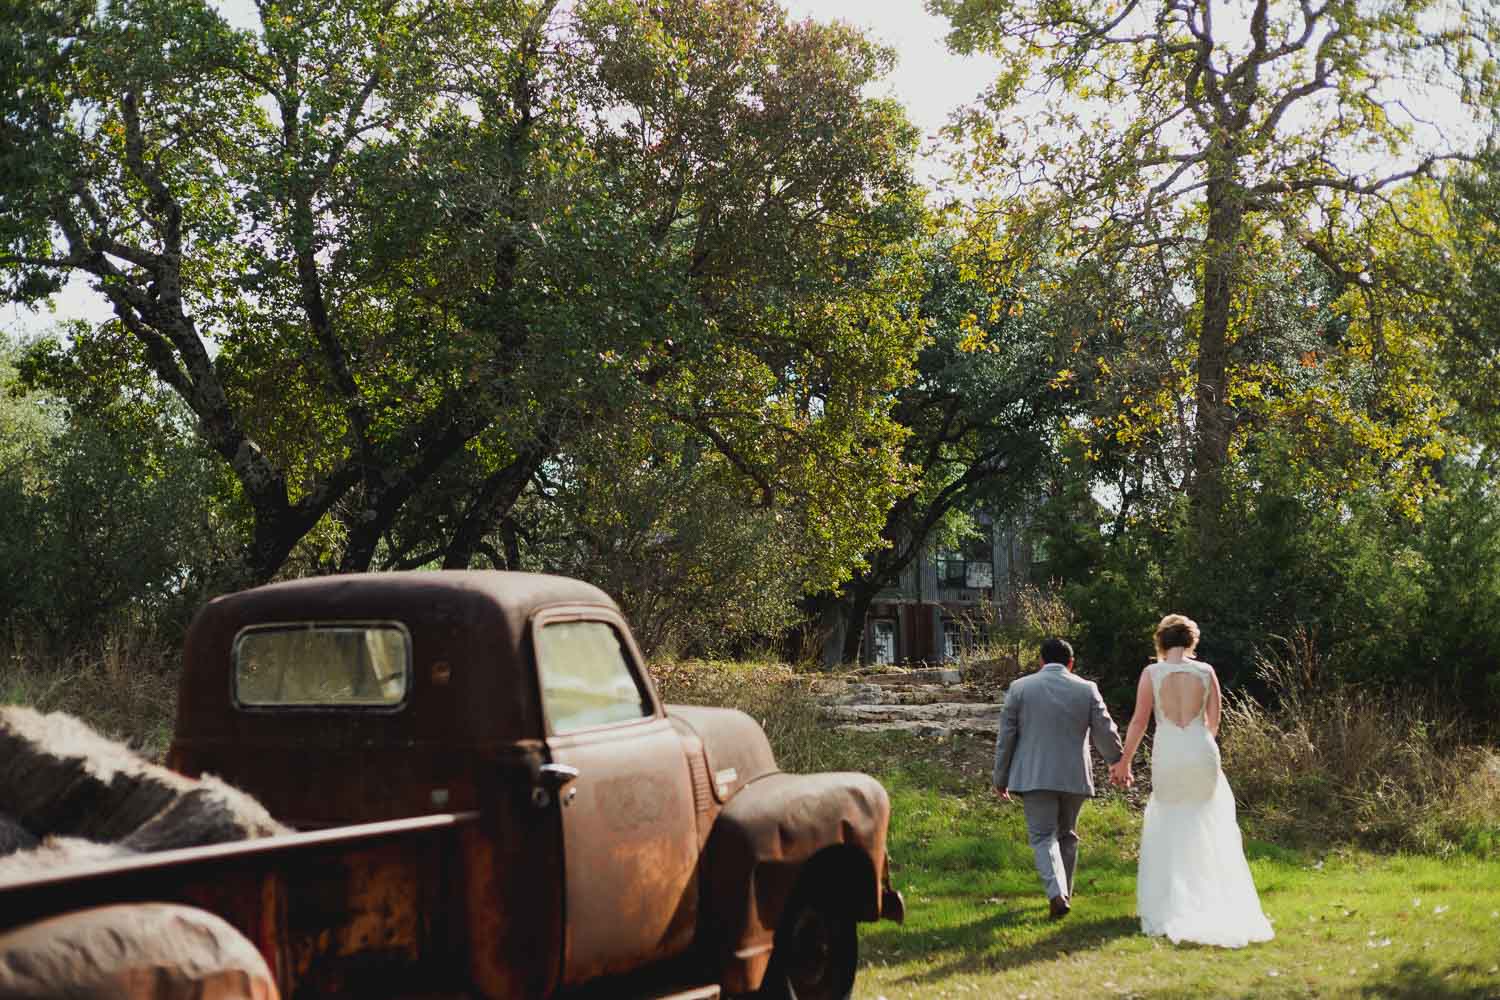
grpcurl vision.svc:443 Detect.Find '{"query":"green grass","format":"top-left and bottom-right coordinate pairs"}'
top-left (851, 733), bottom-right (1500, 1000)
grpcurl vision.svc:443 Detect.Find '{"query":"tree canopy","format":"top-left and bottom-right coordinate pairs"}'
top-left (933, 0), bottom-right (1500, 556)
top-left (2, 0), bottom-right (927, 587)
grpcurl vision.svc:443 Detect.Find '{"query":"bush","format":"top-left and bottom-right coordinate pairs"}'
top-left (1, 335), bottom-right (242, 642)
top-left (1221, 632), bottom-right (1500, 854)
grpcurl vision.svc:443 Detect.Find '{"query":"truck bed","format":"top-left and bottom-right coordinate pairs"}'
top-left (0, 811), bottom-right (480, 997)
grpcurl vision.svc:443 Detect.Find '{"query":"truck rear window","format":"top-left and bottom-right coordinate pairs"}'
top-left (233, 623), bottom-right (410, 708)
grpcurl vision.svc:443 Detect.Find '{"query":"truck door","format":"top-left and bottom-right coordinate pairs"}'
top-left (532, 613), bottom-right (700, 988)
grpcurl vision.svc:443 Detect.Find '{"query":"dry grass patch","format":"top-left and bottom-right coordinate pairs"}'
top-left (1222, 634), bottom-right (1500, 855)
top-left (650, 657), bottom-right (839, 773)
top-left (0, 626), bottom-right (178, 762)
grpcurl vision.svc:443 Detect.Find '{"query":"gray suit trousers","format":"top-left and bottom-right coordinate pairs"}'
top-left (1021, 790), bottom-right (1086, 901)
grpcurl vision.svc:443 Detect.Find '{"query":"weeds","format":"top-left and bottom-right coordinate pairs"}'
top-left (0, 625), bottom-right (178, 761)
top-left (1222, 631), bottom-right (1500, 854)
top-left (650, 657), bottom-right (840, 774)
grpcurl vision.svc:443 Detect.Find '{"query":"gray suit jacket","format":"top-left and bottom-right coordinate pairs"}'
top-left (992, 663), bottom-right (1124, 796)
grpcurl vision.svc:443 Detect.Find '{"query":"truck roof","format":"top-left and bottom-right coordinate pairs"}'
top-left (174, 570), bottom-right (625, 751)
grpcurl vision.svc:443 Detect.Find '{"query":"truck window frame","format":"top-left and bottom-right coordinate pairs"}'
top-left (229, 619), bottom-right (414, 714)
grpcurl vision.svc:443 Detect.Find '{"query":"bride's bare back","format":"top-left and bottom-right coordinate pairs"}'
top-left (1157, 669), bottom-right (1206, 727)
top-left (1149, 660), bottom-right (1221, 735)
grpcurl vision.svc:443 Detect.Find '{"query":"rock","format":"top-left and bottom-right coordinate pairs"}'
top-left (822, 702), bottom-right (1002, 723)
top-left (861, 668), bottom-right (965, 686)
top-left (834, 718), bottom-right (1001, 737)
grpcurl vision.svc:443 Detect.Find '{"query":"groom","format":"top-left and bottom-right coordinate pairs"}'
top-left (992, 637), bottom-right (1125, 919)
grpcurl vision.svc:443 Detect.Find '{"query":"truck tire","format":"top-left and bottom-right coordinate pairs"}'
top-left (754, 888), bottom-right (856, 1000)
top-left (0, 902), bottom-right (278, 999)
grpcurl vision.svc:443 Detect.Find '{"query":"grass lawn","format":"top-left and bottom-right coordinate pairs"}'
top-left (846, 733), bottom-right (1500, 1000)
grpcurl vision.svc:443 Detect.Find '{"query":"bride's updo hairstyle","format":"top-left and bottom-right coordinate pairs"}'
top-left (1154, 614), bottom-right (1200, 659)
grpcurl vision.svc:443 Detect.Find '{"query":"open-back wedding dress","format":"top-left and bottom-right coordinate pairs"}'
top-left (1137, 659), bottom-right (1274, 947)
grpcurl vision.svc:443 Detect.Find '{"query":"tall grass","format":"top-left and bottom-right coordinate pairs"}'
top-left (649, 657), bottom-right (844, 774)
top-left (1222, 631), bottom-right (1500, 855)
top-left (4, 622), bottom-right (1495, 858)
top-left (0, 625), bottom-right (179, 761)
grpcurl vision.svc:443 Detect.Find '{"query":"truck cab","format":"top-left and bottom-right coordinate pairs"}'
top-left (162, 570), bottom-right (902, 998)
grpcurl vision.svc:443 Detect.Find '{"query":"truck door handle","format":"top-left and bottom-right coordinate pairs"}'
top-left (531, 763), bottom-right (579, 808)
top-left (538, 763), bottom-right (580, 789)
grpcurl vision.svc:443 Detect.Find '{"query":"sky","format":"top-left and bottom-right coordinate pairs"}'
top-left (3, 1), bottom-right (997, 338)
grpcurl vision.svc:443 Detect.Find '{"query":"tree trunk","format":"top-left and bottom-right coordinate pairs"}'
top-left (1190, 176), bottom-right (1245, 561)
top-left (338, 419), bottom-right (478, 574)
top-left (442, 448), bottom-right (546, 569)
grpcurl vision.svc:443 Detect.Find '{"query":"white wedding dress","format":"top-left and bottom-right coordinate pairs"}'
top-left (1137, 659), bottom-right (1274, 947)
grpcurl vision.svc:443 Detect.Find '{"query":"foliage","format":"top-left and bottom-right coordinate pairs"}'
top-left (1, 0), bottom-right (928, 587)
top-left (1030, 434), bottom-right (1500, 718)
top-left (0, 333), bottom-right (236, 638)
top-left (648, 657), bottom-right (831, 774)
top-left (933, 0), bottom-right (1499, 560)
top-left (0, 624), bottom-right (179, 761)
top-left (505, 420), bottom-right (808, 658)
top-left (808, 236), bottom-right (1072, 664)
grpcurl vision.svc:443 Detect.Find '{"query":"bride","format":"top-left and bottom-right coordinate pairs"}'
top-left (1111, 614), bottom-right (1274, 947)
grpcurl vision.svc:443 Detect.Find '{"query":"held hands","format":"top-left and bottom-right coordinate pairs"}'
top-left (1109, 759), bottom-right (1134, 788)
top-left (993, 786), bottom-right (1011, 802)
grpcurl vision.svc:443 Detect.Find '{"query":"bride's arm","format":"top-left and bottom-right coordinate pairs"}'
top-left (1118, 668), bottom-right (1154, 770)
top-left (1205, 666), bottom-right (1223, 737)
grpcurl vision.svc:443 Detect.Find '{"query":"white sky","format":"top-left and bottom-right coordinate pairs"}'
top-left (3, 1), bottom-right (994, 338)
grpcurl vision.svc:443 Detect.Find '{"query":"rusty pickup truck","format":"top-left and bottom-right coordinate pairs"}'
top-left (0, 570), bottom-right (902, 999)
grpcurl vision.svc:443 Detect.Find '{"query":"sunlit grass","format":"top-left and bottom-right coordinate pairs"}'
top-left (852, 731), bottom-right (1500, 1000)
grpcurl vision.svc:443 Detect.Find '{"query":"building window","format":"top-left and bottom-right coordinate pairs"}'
top-left (936, 536), bottom-right (995, 590)
top-left (871, 620), bottom-right (897, 665)
top-left (943, 621), bottom-right (967, 661)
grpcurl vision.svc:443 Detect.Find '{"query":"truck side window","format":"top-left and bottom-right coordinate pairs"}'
top-left (234, 623), bottom-right (410, 708)
top-left (535, 620), bottom-right (651, 734)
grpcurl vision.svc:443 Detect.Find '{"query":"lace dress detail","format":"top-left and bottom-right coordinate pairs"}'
top-left (1137, 659), bottom-right (1274, 947)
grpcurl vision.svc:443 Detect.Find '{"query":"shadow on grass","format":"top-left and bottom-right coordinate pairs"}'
top-left (862, 902), bottom-right (1140, 985)
top-left (1356, 958), bottom-right (1500, 999)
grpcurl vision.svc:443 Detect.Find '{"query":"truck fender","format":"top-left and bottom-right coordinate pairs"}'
top-left (0, 902), bottom-right (278, 999)
top-left (700, 771), bottom-right (892, 994)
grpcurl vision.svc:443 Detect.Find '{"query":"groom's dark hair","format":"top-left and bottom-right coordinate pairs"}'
top-left (1040, 637), bottom-right (1073, 665)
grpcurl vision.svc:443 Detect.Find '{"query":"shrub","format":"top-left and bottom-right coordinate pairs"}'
top-left (1221, 632), bottom-right (1500, 854)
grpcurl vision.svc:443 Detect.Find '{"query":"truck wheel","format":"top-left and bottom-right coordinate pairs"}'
top-left (756, 890), bottom-right (856, 1000)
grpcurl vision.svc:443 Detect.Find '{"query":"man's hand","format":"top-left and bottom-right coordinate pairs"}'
top-left (1109, 759), bottom-right (1133, 787)
top-left (993, 786), bottom-right (1011, 802)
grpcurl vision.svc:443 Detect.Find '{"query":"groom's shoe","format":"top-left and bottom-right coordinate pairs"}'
top-left (1048, 895), bottom-right (1071, 920)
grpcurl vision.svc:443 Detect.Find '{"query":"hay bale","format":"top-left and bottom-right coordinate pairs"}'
top-left (0, 835), bottom-right (135, 883)
top-left (0, 706), bottom-right (189, 842)
top-left (0, 903), bottom-right (279, 999)
top-left (122, 776), bottom-right (286, 853)
top-left (0, 706), bottom-right (289, 865)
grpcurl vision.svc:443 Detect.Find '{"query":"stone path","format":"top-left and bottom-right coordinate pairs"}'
top-left (813, 667), bottom-right (1004, 738)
